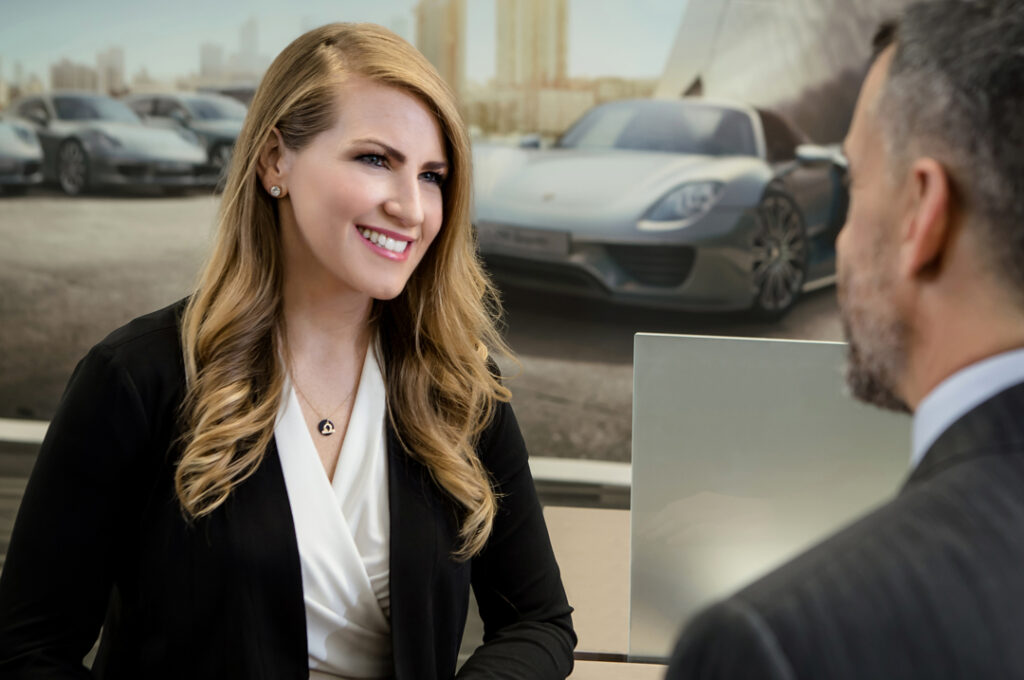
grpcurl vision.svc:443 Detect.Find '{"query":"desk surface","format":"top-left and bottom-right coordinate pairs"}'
top-left (570, 659), bottom-right (666, 679)
top-left (543, 506), bottom-right (633, 655)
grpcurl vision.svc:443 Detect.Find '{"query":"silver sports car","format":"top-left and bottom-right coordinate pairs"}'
top-left (0, 115), bottom-right (44, 195)
top-left (473, 99), bottom-right (848, 317)
top-left (11, 92), bottom-right (218, 196)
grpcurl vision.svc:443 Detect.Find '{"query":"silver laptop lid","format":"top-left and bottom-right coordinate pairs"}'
top-left (630, 332), bottom-right (909, 660)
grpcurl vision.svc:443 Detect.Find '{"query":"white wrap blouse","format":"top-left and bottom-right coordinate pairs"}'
top-left (274, 347), bottom-right (393, 679)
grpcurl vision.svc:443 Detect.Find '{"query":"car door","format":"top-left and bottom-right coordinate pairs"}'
top-left (15, 97), bottom-right (61, 178)
top-left (757, 109), bottom-right (840, 280)
top-left (150, 97), bottom-right (191, 132)
top-left (127, 96), bottom-right (155, 120)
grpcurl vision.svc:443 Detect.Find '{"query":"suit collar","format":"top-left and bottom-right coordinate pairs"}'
top-left (905, 380), bottom-right (1024, 487)
top-left (911, 348), bottom-right (1024, 469)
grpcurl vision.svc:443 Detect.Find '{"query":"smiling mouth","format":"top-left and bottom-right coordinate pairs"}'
top-left (359, 226), bottom-right (410, 254)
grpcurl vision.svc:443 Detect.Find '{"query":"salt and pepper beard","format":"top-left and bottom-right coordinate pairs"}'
top-left (837, 246), bottom-right (912, 414)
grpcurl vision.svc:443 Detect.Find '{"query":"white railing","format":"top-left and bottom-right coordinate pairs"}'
top-left (0, 418), bottom-right (630, 489)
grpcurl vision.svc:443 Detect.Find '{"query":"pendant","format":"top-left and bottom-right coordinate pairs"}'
top-left (318, 419), bottom-right (336, 436)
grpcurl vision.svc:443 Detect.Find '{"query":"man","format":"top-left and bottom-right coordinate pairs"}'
top-left (666, 1), bottom-right (1024, 678)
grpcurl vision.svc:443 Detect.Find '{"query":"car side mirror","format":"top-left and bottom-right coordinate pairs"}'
top-left (796, 144), bottom-right (846, 169)
top-left (169, 109), bottom-right (191, 126)
top-left (519, 133), bottom-right (542, 149)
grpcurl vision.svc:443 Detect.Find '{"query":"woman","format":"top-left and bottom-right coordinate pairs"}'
top-left (0, 23), bottom-right (575, 679)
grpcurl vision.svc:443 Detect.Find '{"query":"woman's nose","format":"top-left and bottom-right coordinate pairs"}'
top-left (383, 176), bottom-right (424, 228)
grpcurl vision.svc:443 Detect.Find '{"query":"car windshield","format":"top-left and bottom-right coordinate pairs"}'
top-left (53, 96), bottom-right (140, 123)
top-left (555, 100), bottom-right (758, 157)
top-left (182, 96), bottom-right (248, 120)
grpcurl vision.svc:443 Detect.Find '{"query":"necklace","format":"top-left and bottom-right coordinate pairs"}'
top-left (286, 346), bottom-right (359, 437)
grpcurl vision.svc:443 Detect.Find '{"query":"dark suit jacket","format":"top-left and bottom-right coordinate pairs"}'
top-left (667, 380), bottom-right (1024, 680)
top-left (0, 301), bottom-right (576, 679)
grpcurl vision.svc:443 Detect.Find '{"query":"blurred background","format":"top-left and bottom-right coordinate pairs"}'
top-left (0, 0), bottom-right (911, 465)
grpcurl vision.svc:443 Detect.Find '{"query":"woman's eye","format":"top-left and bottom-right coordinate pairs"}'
top-left (421, 171), bottom-right (446, 186)
top-left (358, 154), bottom-right (387, 168)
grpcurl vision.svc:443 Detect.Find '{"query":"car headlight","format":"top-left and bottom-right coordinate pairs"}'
top-left (639, 181), bottom-right (725, 231)
top-left (12, 124), bottom-right (38, 146)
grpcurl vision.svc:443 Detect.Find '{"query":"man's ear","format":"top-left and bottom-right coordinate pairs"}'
top-left (899, 157), bottom-right (952, 279)
top-left (256, 127), bottom-right (291, 195)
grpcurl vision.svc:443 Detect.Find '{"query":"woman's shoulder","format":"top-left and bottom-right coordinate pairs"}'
top-left (94, 298), bottom-right (187, 366)
top-left (80, 298), bottom-right (189, 407)
top-left (50, 299), bottom-right (190, 454)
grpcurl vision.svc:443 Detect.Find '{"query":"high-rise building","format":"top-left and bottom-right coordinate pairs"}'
top-left (495, 0), bottom-right (568, 89)
top-left (415, 0), bottom-right (466, 101)
top-left (97, 47), bottom-right (125, 95)
top-left (240, 17), bottom-right (258, 57)
top-left (489, 0), bottom-right (569, 133)
top-left (51, 58), bottom-right (99, 91)
top-left (240, 16), bottom-right (259, 69)
top-left (225, 16), bottom-right (267, 80)
top-left (200, 43), bottom-right (225, 81)
top-left (24, 74), bottom-right (44, 95)
top-left (0, 58), bottom-right (7, 109)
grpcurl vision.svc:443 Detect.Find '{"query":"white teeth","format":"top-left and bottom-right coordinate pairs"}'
top-left (359, 227), bottom-right (409, 254)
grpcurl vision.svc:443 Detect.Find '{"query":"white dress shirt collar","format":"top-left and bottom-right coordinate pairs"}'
top-left (911, 347), bottom-right (1024, 470)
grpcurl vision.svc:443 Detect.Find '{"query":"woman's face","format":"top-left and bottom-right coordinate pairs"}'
top-left (271, 77), bottom-right (449, 303)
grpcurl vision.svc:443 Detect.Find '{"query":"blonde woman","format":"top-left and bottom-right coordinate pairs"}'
top-left (0, 23), bottom-right (575, 679)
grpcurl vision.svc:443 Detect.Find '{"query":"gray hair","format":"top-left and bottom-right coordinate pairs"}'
top-left (875, 0), bottom-right (1024, 301)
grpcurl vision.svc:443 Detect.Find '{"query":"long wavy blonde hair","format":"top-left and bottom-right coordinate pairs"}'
top-left (178, 23), bottom-right (511, 558)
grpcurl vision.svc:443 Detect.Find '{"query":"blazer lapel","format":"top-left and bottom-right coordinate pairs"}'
top-left (905, 380), bottom-right (1024, 488)
top-left (387, 425), bottom-right (440, 678)
top-left (222, 439), bottom-right (309, 677)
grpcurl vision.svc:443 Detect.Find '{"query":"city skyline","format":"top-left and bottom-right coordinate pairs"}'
top-left (0, 0), bottom-right (686, 90)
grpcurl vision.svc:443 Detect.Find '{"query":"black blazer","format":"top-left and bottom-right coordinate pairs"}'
top-left (666, 380), bottom-right (1024, 679)
top-left (0, 301), bottom-right (576, 679)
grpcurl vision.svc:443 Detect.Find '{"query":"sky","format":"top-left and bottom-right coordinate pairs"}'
top-left (0, 0), bottom-right (687, 88)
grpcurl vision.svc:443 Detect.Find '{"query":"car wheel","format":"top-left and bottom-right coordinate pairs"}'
top-left (750, 191), bottom-right (808, 319)
top-left (57, 140), bottom-right (89, 196)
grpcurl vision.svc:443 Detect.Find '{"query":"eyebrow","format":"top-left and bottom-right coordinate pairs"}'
top-left (353, 137), bottom-right (448, 173)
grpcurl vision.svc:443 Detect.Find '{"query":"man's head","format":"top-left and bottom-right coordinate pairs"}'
top-left (838, 0), bottom-right (1024, 411)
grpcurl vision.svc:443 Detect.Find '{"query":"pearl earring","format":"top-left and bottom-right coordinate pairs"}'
top-left (270, 185), bottom-right (282, 198)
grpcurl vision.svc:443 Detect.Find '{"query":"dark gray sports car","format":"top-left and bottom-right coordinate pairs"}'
top-left (473, 98), bottom-right (848, 317)
top-left (0, 115), bottom-right (44, 195)
top-left (11, 92), bottom-right (218, 195)
top-left (122, 92), bottom-right (246, 175)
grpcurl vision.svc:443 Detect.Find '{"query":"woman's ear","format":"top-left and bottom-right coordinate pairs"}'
top-left (257, 127), bottom-right (291, 196)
